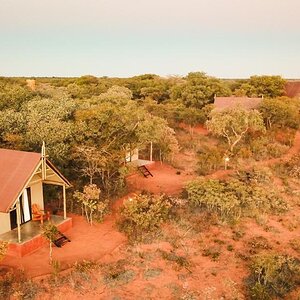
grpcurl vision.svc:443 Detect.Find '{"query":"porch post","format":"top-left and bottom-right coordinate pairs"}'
top-left (16, 199), bottom-right (22, 243)
top-left (63, 184), bottom-right (67, 220)
top-left (150, 141), bottom-right (153, 162)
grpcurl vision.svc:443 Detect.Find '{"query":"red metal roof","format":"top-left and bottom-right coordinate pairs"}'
top-left (0, 149), bottom-right (41, 213)
top-left (285, 81), bottom-right (300, 98)
top-left (214, 96), bottom-right (263, 111)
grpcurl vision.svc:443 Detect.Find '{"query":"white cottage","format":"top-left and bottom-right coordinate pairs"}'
top-left (0, 147), bottom-right (71, 244)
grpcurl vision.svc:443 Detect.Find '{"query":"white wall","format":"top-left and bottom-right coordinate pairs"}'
top-left (0, 180), bottom-right (44, 235)
top-left (125, 148), bottom-right (139, 162)
top-left (0, 212), bottom-right (11, 235)
top-left (28, 181), bottom-right (44, 210)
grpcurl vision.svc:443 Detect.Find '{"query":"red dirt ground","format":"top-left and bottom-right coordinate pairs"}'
top-left (126, 161), bottom-right (195, 195)
top-left (178, 123), bottom-right (209, 135)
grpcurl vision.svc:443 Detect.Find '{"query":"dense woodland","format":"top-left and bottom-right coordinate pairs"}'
top-left (0, 73), bottom-right (295, 191)
top-left (1, 73), bottom-right (300, 299)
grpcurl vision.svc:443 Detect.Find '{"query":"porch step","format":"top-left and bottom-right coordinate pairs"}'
top-left (53, 231), bottom-right (71, 248)
top-left (138, 165), bottom-right (153, 178)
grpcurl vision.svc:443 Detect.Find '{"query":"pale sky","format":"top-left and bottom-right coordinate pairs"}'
top-left (1, 0), bottom-right (299, 78)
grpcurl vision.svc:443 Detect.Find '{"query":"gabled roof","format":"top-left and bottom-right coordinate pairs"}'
top-left (0, 148), bottom-right (71, 213)
top-left (0, 149), bottom-right (40, 213)
top-left (213, 96), bottom-right (263, 111)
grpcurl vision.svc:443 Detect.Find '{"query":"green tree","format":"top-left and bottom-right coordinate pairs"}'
top-left (259, 97), bottom-right (299, 129)
top-left (76, 75), bottom-right (98, 85)
top-left (73, 184), bottom-right (101, 225)
top-left (206, 108), bottom-right (266, 153)
top-left (22, 97), bottom-right (76, 164)
top-left (175, 72), bottom-right (231, 109)
top-left (233, 75), bottom-right (286, 98)
top-left (74, 86), bottom-right (179, 191)
top-left (0, 81), bottom-right (36, 110)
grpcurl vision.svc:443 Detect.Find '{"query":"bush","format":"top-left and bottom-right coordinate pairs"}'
top-left (101, 259), bottom-right (135, 286)
top-left (186, 179), bottom-right (242, 222)
top-left (235, 168), bottom-right (272, 185)
top-left (289, 239), bottom-right (300, 254)
top-left (246, 236), bottom-right (272, 255)
top-left (197, 146), bottom-right (224, 175)
top-left (118, 194), bottom-right (173, 240)
top-left (74, 184), bottom-right (109, 224)
top-left (186, 177), bottom-right (287, 222)
top-left (274, 154), bottom-right (300, 179)
top-left (0, 270), bottom-right (40, 299)
top-left (247, 254), bottom-right (300, 299)
top-left (72, 260), bottom-right (98, 281)
top-left (273, 128), bottom-right (296, 146)
top-left (250, 137), bottom-right (288, 160)
top-left (159, 250), bottom-right (191, 269)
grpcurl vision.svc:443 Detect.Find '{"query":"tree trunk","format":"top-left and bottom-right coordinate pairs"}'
top-left (49, 241), bottom-right (52, 264)
top-left (85, 205), bottom-right (89, 223)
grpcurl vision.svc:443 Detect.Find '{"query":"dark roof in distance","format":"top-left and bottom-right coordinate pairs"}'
top-left (285, 81), bottom-right (300, 98)
top-left (213, 96), bottom-right (263, 111)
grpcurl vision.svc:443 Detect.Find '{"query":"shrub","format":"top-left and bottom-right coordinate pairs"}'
top-left (197, 146), bottom-right (224, 175)
top-left (72, 260), bottom-right (98, 281)
top-left (227, 244), bottom-right (234, 251)
top-left (274, 154), bottom-right (300, 179)
top-left (250, 137), bottom-right (288, 160)
top-left (0, 241), bottom-right (8, 262)
top-left (246, 236), bottom-right (272, 255)
top-left (143, 268), bottom-right (162, 279)
top-left (118, 194), bottom-right (172, 240)
top-left (273, 128), bottom-right (296, 146)
top-left (202, 247), bottom-right (221, 261)
top-left (159, 250), bottom-right (191, 269)
top-left (101, 260), bottom-right (135, 286)
top-left (235, 168), bottom-right (272, 185)
top-left (74, 184), bottom-right (109, 224)
top-left (186, 177), bottom-right (287, 222)
top-left (0, 270), bottom-right (40, 299)
top-left (186, 179), bottom-right (242, 222)
top-left (289, 239), bottom-right (300, 254)
top-left (266, 143), bottom-right (289, 158)
top-left (247, 254), bottom-right (300, 299)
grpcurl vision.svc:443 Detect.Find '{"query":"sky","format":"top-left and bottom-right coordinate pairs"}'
top-left (1, 0), bottom-right (300, 78)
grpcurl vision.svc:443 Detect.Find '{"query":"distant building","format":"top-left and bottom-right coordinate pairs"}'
top-left (213, 96), bottom-right (263, 111)
top-left (285, 81), bottom-right (300, 98)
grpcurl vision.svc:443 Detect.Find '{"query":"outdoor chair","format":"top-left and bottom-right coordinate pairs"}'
top-left (31, 203), bottom-right (50, 224)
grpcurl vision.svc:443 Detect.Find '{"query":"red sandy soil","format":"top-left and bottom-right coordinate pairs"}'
top-left (1, 128), bottom-right (300, 299)
top-left (178, 122), bottom-right (209, 135)
top-left (285, 81), bottom-right (300, 98)
top-left (126, 162), bottom-right (195, 195)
